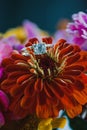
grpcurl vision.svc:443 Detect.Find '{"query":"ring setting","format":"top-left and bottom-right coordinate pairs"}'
top-left (21, 42), bottom-right (52, 56)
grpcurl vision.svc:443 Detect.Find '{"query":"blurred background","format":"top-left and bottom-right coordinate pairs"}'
top-left (0, 1), bottom-right (87, 130)
top-left (0, 0), bottom-right (87, 34)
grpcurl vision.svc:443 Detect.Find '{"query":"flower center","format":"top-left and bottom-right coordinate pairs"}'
top-left (32, 54), bottom-right (59, 79)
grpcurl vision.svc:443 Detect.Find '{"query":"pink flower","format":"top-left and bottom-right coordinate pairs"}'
top-left (0, 36), bottom-right (24, 79)
top-left (23, 20), bottom-right (40, 38)
top-left (23, 20), bottom-right (48, 39)
top-left (0, 41), bottom-right (13, 79)
top-left (0, 43), bottom-right (12, 64)
top-left (0, 90), bottom-right (9, 127)
top-left (54, 30), bottom-right (73, 43)
top-left (66, 11), bottom-right (87, 50)
top-left (0, 36), bottom-right (24, 51)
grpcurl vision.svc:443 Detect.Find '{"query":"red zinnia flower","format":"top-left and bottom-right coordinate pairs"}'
top-left (1, 38), bottom-right (87, 119)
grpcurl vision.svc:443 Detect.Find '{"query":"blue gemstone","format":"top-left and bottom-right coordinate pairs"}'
top-left (32, 43), bottom-right (46, 55)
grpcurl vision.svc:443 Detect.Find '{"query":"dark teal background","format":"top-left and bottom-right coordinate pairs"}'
top-left (0, 0), bottom-right (87, 33)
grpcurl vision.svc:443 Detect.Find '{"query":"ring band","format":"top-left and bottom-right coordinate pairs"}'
top-left (21, 42), bottom-right (53, 56)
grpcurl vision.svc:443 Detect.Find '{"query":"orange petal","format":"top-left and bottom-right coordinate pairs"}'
top-left (2, 58), bottom-right (13, 67)
top-left (1, 79), bottom-right (16, 91)
top-left (34, 78), bottom-right (43, 92)
top-left (11, 53), bottom-right (28, 61)
top-left (66, 53), bottom-right (80, 65)
top-left (9, 95), bottom-right (29, 119)
top-left (81, 73), bottom-right (87, 83)
top-left (66, 104), bottom-right (82, 118)
top-left (8, 71), bottom-right (28, 79)
top-left (25, 38), bottom-right (39, 47)
top-left (54, 39), bottom-right (66, 51)
top-left (36, 99), bottom-right (60, 118)
top-left (73, 45), bottom-right (81, 52)
top-left (24, 78), bottom-right (35, 97)
top-left (46, 80), bottom-right (64, 98)
top-left (78, 51), bottom-right (87, 69)
top-left (73, 89), bottom-right (87, 105)
top-left (59, 45), bottom-right (73, 58)
top-left (46, 80), bottom-right (75, 109)
top-left (54, 78), bottom-right (67, 86)
top-left (21, 95), bottom-right (36, 110)
top-left (63, 70), bottom-right (81, 76)
top-left (42, 37), bottom-right (53, 44)
top-left (65, 65), bottom-right (84, 71)
top-left (73, 80), bottom-right (84, 90)
top-left (36, 104), bottom-right (50, 118)
top-left (5, 64), bottom-right (28, 72)
top-left (10, 84), bottom-right (25, 97)
top-left (44, 83), bottom-right (55, 99)
top-left (37, 90), bottom-right (47, 105)
top-left (17, 74), bottom-right (31, 84)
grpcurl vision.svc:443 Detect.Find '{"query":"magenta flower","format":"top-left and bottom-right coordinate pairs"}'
top-left (0, 67), bottom-right (4, 79)
top-left (66, 11), bottom-right (87, 50)
top-left (0, 90), bottom-right (9, 127)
